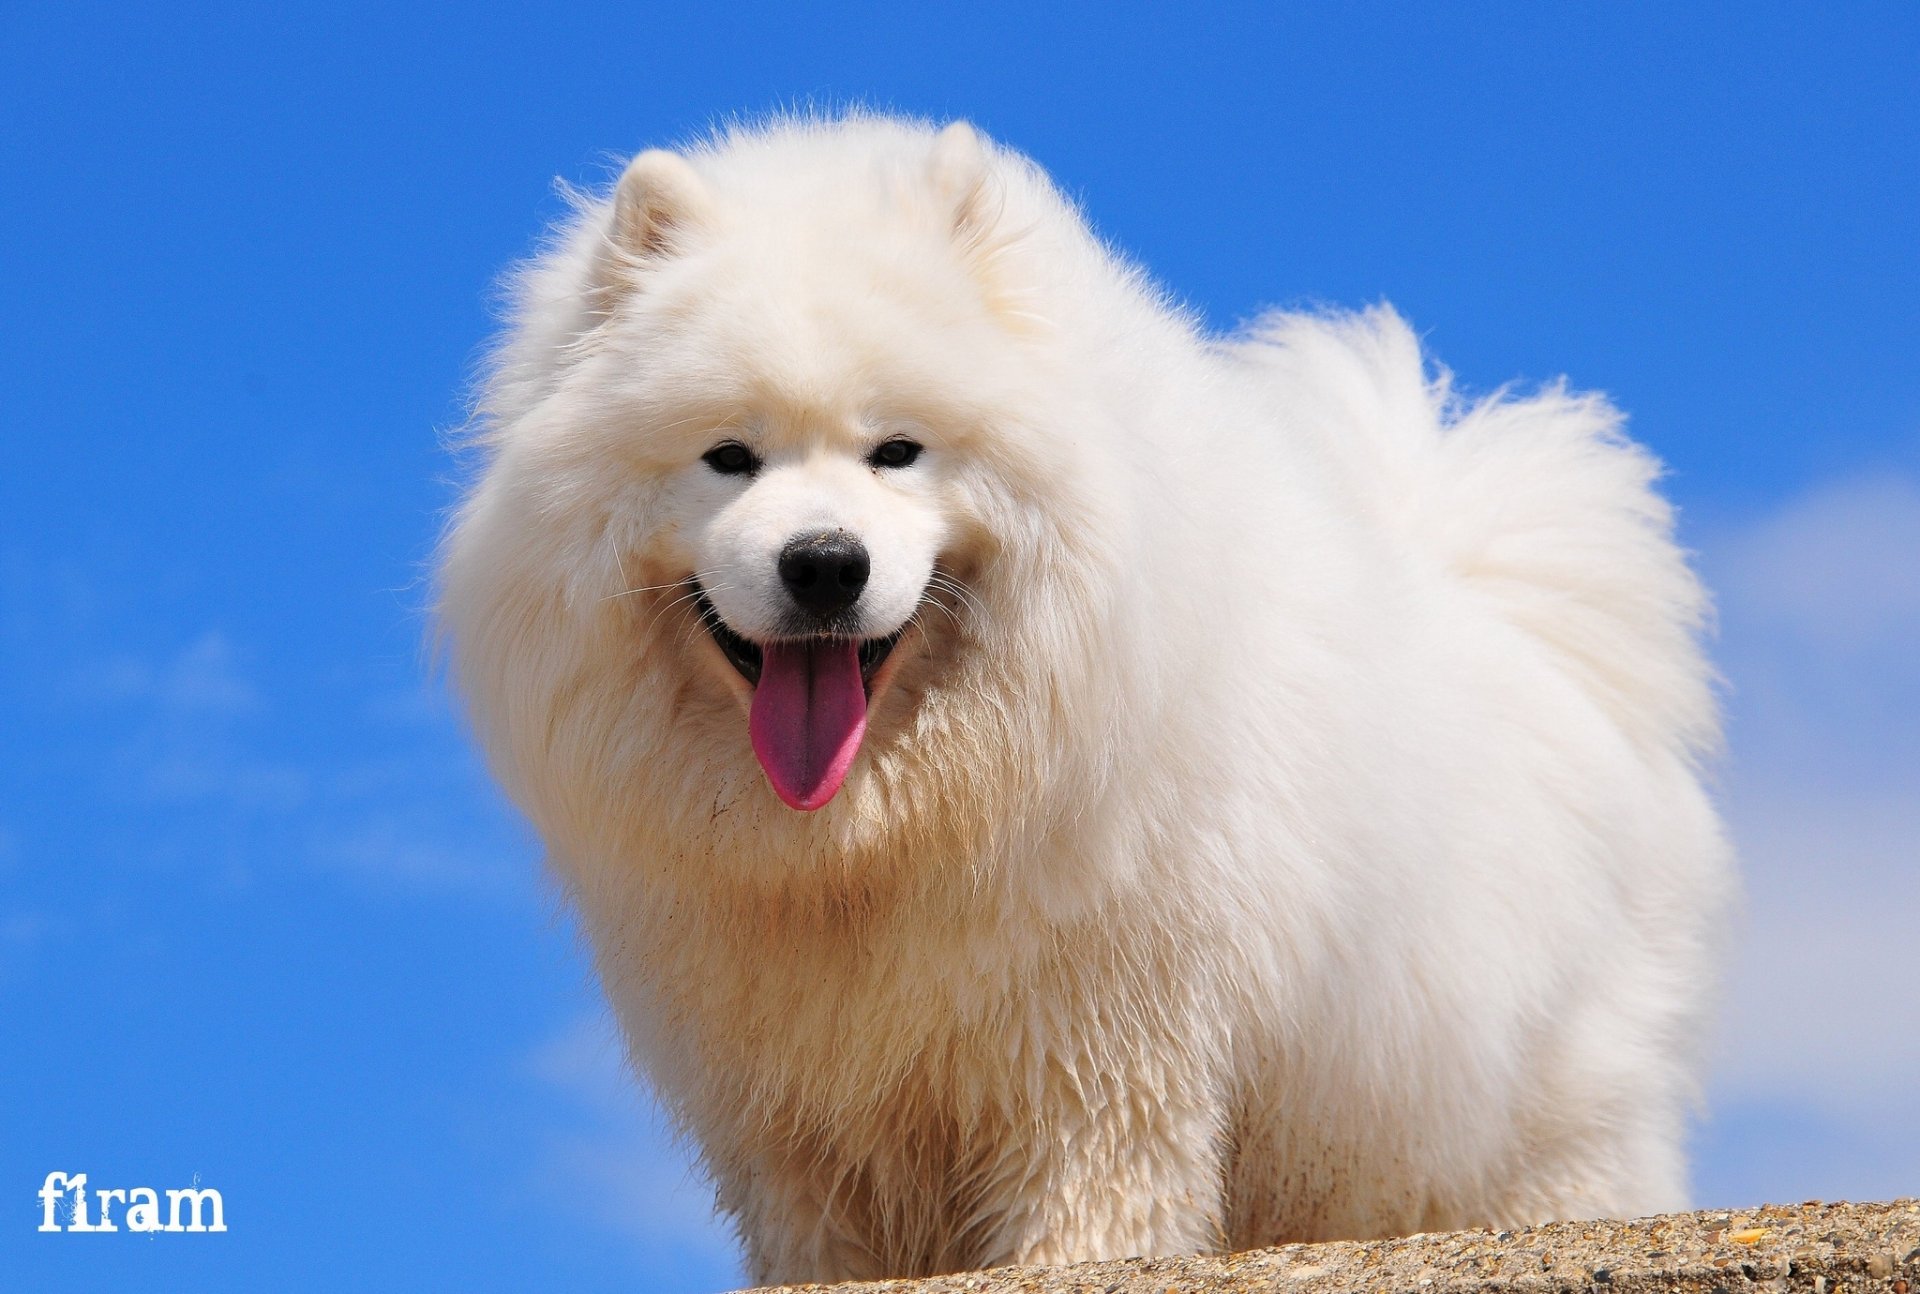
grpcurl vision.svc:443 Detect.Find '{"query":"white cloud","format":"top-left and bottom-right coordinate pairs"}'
top-left (1709, 475), bottom-right (1920, 654)
top-left (0, 908), bottom-right (52, 986)
top-left (44, 619), bottom-right (530, 897)
top-left (1694, 473), bottom-right (1920, 1183)
top-left (304, 695), bottom-right (537, 900)
top-left (69, 630), bottom-right (265, 716)
top-left (521, 1013), bottom-right (744, 1280)
top-left (71, 631), bottom-right (308, 815)
top-left (309, 810), bottom-right (526, 896)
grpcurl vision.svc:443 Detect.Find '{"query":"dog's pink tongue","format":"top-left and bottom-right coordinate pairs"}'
top-left (749, 640), bottom-right (867, 811)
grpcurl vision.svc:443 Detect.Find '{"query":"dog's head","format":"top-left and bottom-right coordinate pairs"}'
top-left (440, 119), bottom-right (1136, 871)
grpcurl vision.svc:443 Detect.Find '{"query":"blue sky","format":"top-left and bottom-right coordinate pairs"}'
top-left (3, 3), bottom-right (1916, 1290)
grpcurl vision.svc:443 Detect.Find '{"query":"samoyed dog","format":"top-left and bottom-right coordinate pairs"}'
top-left (438, 115), bottom-right (1731, 1284)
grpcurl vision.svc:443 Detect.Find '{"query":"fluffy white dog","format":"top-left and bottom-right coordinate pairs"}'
top-left (438, 115), bottom-right (1732, 1285)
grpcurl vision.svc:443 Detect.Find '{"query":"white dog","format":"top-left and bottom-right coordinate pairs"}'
top-left (438, 115), bottom-right (1732, 1285)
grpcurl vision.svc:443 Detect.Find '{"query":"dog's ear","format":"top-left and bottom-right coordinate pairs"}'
top-left (929, 121), bottom-right (996, 242)
top-left (612, 149), bottom-right (711, 260)
top-left (928, 121), bottom-right (1046, 332)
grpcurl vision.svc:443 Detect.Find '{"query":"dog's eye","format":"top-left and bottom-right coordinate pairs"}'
top-left (702, 442), bottom-right (759, 476)
top-left (869, 438), bottom-right (923, 470)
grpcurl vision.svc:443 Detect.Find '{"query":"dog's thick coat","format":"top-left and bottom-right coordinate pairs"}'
top-left (438, 116), bottom-right (1732, 1285)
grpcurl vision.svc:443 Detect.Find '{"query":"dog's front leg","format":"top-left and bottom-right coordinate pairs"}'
top-left (975, 1052), bottom-right (1230, 1269)
top-left (720, 1146), bottom-right (887, 1288)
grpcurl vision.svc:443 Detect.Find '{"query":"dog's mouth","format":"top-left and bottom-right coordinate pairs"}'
top-left (690, 583), bottom-right (911, 812)
top-left (691, 588), bottom-right (905, 693)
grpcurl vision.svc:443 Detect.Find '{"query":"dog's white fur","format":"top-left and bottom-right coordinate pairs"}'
top-left (438, 115), bottom-right (1732, 1284)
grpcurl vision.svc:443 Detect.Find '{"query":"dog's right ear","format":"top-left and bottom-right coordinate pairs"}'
top-left (611, 149), bottom-right (711, 261)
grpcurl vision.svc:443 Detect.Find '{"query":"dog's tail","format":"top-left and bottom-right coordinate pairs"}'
top-left (1233, 306), bottom-right (1718, 767)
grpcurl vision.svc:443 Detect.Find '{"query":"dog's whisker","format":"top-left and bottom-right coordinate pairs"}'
top-left (637, 585), bottom-right (719, 638)
top-left (911, 596), bottom-right (963, 632)
top-left (925, 585), bottom-right (976, 622)
top-left (919, 578), bottom-right (978, 629)
top-left (924, 571), bottom-right (985, 618)
top-left (600, 578), bottom-right (689, 603)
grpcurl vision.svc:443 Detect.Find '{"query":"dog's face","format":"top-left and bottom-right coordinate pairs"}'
top-left (663, 402), bottom-right (952, 811)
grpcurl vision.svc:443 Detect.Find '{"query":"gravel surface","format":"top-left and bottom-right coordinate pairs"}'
top-left (754, 1199), bottom-right (1920, 1294)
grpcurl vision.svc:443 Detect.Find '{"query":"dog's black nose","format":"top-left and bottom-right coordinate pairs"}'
top-left (778, 531), bottom-right (870, 616)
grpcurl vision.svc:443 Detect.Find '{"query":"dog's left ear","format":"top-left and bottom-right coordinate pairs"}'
top-left (927, 121), bottom-right (1046, 331)
top-left (612, 149), bottom-right (712, 260)
top-left (929, 121), bottom-right (996, 242)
